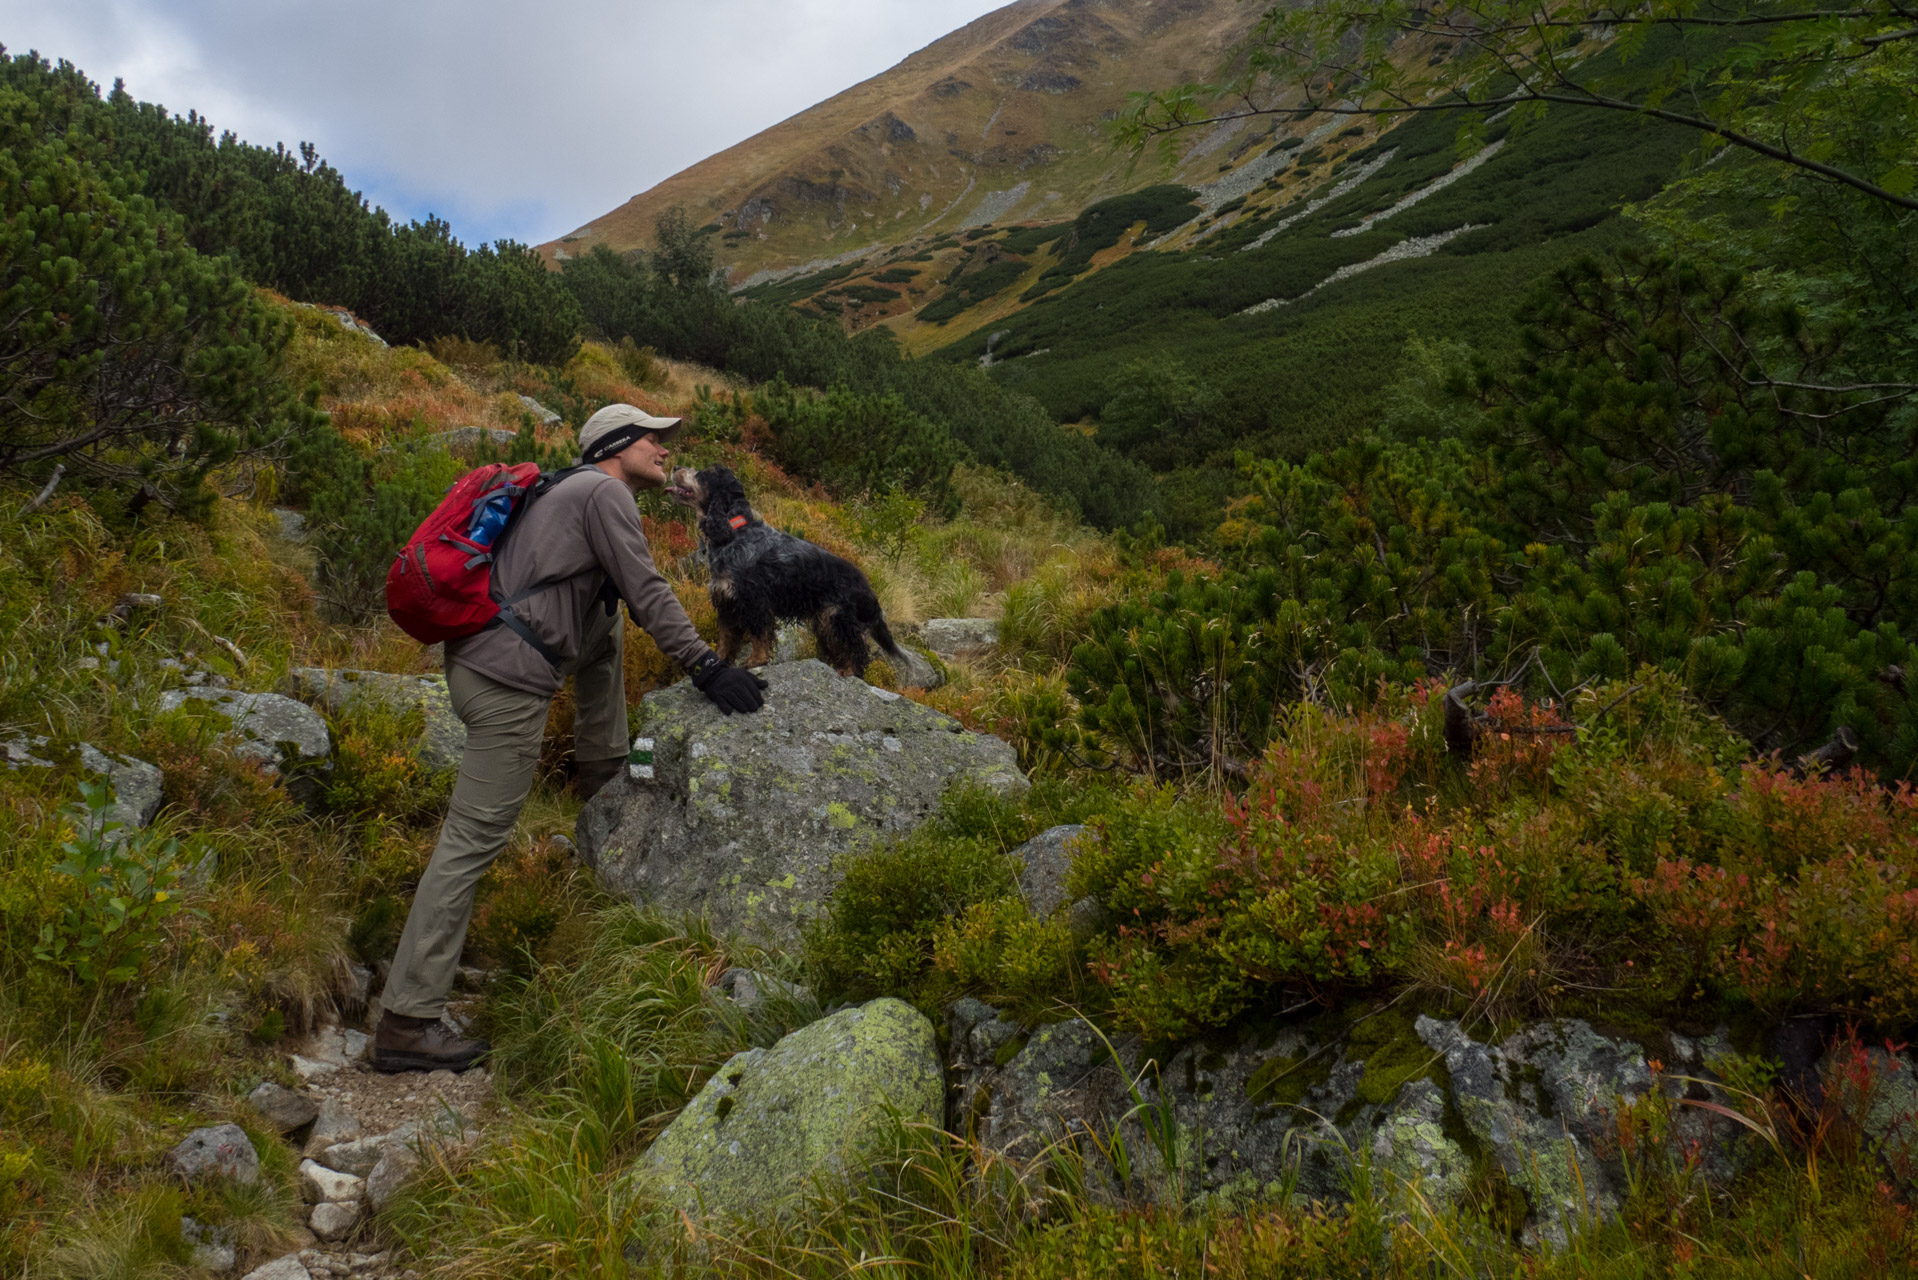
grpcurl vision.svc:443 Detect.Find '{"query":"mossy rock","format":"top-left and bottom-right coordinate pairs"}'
top-left (578, 660), bottom-right (1026, 947)
top-left (642, 997), bottom-right (942, 1219)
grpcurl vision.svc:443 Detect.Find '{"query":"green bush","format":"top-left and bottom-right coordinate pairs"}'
top-left (754, 378), bottom-right (963, 511)
top-left (33, 783), bottom-right (197, 989)
top-left (293, 427), bottom-right (464, 623)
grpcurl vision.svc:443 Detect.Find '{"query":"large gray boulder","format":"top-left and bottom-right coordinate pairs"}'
top-left (280, 667), bottom-right (465, 772)
top-left (155, 689), bottom-right (331, 799)
top-left (2, 737), bottom-right (163, 833)
top-left (577, 660), bottom-right (1026, 946)
top-left (643, 998), bottom-right (943, 1220)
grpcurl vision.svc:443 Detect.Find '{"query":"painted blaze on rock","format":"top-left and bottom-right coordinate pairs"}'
top-left (577, 660), bottom-right (1027, 946)
top-left (643, 997), bottom-right (943, 1219)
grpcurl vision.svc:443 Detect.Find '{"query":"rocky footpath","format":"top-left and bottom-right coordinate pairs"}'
top-left (577, 659), bottom-right (1027, 947)
top-left (166, 1013), bottom-right (494, 1278)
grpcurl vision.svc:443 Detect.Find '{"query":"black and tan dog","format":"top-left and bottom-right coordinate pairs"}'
top-left (668, 465), bottom-right (906, 676)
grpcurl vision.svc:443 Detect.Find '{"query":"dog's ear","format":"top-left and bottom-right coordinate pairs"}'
top-left (699, 507), bottom-right (740, 548)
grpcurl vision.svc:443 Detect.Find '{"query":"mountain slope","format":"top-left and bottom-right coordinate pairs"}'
top-left (543, 0), bottom-right (1263, 284)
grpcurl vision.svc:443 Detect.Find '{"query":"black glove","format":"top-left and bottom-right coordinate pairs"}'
top-left (690, 655), bottom-right (768, 715)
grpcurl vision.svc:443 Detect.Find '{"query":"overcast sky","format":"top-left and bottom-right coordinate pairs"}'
top-left (0, 0), bottom-right (1010, 247)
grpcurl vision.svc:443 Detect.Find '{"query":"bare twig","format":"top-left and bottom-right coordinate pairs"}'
top-left (19, 463), bottom-right (65, 516)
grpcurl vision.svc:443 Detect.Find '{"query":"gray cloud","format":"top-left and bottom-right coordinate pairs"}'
top-left (0, 0), bottom-right (1009, 245)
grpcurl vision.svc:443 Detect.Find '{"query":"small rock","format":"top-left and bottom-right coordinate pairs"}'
top-left (517, 394), bottom-right (561, 425)
top-left (304, 1098), bottom-right (362, 1154)
top-left (166, 1124), bottom-right (261, 1186)
top-left (248, 1081), bottom-right (320, 1133)
top-left (299, 1160), bottom-right (365, 1204)
top-left (427, 426), bottom-right (517, 452)
top-left (273, 508), bottom-right (309, 541)
top-left (344, 964), bottom-right (373, 1013)
top-left (240, 1256), bottom-right (312, 1280)
top-left (315, 1135), bottom-right (388, 1178)
top-left (425, 1069), bottom-right (457, 1088)
top-left (181, 1215), bottom-right (237, 1272)
top-left (347, 1252), bottom-right (388, 1271)
top-left (342, 1029), bottom-right (370, 1062)
top-left (715, 967), bottom-right (814, 1015)
top-left (309, 1199), bottom-right (361, 1243)
top-left (919, 618), bottom-right (999, 659)
top-left (1067, 896), bottom-right (1108, 943)
top-left (1010, 824), bottom-right (1087, 919)
top-left (885, 646), bottom-right (945, 691)
top-left (365, 1145), bottom-right (421, 1212)
top-left (292, 1054), bottom-right (340, 1082)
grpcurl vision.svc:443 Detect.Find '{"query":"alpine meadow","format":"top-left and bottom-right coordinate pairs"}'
top-left (3, 1), bottom-right (1918, 1277)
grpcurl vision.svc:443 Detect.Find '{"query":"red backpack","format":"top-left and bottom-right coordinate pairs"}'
top-left (386, 462), bottom-right (576, 650)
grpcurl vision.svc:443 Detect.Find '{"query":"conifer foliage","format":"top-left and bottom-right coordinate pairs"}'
top-left (0, 50), bottom-right (581, 365)
top-left (0, 81), bottom-right (321, 517)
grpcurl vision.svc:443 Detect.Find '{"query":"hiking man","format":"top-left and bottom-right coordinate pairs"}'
top-left (373, 403), bottom-right (767, 1073)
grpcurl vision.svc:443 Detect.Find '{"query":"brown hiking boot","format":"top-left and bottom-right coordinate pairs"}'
top-left (372, 1011), bottom-right (489, 1074)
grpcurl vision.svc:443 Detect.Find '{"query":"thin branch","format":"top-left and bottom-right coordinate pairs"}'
top-left (19, 463), bottom-right (65, 515)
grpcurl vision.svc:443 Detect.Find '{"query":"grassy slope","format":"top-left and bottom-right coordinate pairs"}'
top-left (0, 296), bottom-right (1132, 1277)
top-left (941, 96), bottom-right (1697, 477)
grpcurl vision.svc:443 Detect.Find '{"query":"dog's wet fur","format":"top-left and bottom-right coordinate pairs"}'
top-left (668, 465), bottom-right (905, 676)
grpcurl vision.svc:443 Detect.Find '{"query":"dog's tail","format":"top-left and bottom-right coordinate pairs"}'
top-left (861, 590), bottom-right (903, 657)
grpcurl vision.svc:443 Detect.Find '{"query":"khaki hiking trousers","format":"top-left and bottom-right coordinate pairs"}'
top-left (382, 622), bottom-right (627, 1019)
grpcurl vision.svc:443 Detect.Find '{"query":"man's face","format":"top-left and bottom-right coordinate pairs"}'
top-left (617, 432), bottom-right (671, 490)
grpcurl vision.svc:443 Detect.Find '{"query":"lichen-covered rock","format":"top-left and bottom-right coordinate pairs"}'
top-left (2, 737), bottom-right (163, 833)
top-left (1418, 1016), bottom-right (1629, 1248)
top-left (281, 668), bottom-right (464, 772)
top-left (155, 689), bottom-right (331, 800)
top-left (980, 1018), bottom-right (1131, 1163)
top-left (1371, 1079), bottom-right (1470, 1211)
top-left (428, 426), bottom-right (517, 453)
top-left (1821, 1042), bottom-right (1918, 1179)
top-left (643, 997), bottom-right (942, 1219)
top-left (578, 660), bottom-right (1026, 946)
top-left (1011, 825), bottom-right (1086, 918)
top-left (166, 1124), bottom-right (261, 1186)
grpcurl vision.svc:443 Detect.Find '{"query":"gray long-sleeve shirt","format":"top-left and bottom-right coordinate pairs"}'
top-left (445, 468), bottom-right (713, 697)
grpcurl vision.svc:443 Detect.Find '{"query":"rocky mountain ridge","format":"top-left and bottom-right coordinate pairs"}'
top-left (542, 0), bottom-right (1264, 285)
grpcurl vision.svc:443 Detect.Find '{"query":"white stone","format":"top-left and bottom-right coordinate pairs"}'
top-left (240, 1257), bottom-right (313, 1280)
top-left (299, 1159), bottom-right (365, 1204)
top-left (309, 1199), bottom-right (361, 1242)
top-left (291, 1054), bottom-right (340, 1082)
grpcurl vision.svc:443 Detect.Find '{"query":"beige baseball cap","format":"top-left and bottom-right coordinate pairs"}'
top-left (579, 402), bottom-right (683, 464)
